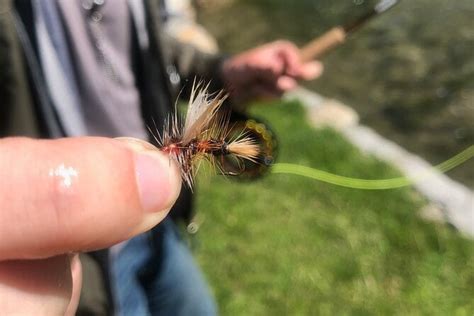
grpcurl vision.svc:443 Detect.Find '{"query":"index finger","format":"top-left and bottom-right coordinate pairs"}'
top-left (275, 41), bottom-right (324, 80)
top-left (274, 40), bottom-right (302, 77)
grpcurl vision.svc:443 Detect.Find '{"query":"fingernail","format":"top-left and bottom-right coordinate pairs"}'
top-left (115, 138), bottom-right (181, 213)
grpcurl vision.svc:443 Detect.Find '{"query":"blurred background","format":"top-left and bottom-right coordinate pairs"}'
top-left (174, 0), bottom-right (474, 314)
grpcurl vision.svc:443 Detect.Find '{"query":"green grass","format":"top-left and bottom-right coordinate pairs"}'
top-left (192, 101), bottom-right (474, 315)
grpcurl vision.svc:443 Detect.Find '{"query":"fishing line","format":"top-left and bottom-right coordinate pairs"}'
top-left (271, 145), bottom-right (473, 190)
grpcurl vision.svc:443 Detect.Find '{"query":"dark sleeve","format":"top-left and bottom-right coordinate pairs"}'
top-left (0, 5), bottom-right (42, 138)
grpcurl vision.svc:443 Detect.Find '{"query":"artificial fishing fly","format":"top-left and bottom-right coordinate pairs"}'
top-left (152, 82), bottom-right (261, 188)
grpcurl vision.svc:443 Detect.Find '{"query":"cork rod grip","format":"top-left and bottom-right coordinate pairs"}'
top-left (300, 26), bottom-right (346, 62)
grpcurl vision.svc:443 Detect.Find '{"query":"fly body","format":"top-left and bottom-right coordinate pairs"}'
top-left (155, 81), bottom-right (260, 187)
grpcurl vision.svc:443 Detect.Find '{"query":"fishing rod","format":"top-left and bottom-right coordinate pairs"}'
top-left (300, 0), bottom-right (400, 61)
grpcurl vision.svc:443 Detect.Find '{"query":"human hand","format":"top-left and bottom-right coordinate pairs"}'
top-left (0, 137), bottom-right (181, 315)
top-left (221, 40), bottom-right (323, 104)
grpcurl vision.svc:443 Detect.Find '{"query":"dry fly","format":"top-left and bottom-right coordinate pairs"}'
top-left (150, 82), bottom-right (261, 188)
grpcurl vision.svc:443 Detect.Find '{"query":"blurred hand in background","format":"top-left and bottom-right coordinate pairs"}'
top-left (222, 40), bottom-right (323, 104)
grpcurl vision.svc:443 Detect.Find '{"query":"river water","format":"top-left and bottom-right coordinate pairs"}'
top-left (199, 0), bottom-right (474, 187)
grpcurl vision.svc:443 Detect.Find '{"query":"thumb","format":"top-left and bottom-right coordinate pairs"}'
top-left (0, 137), bottom-right (181, 260)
